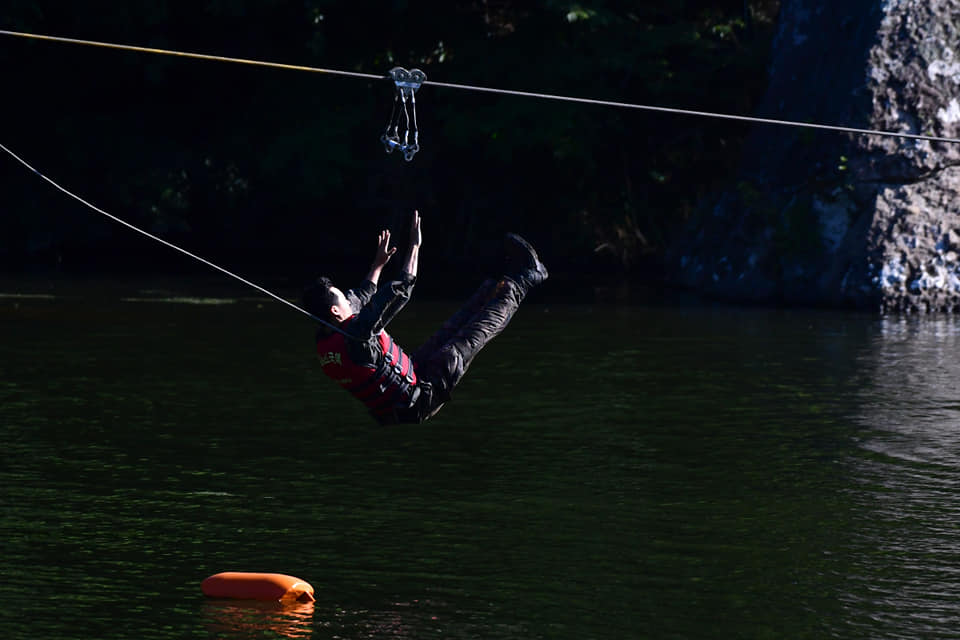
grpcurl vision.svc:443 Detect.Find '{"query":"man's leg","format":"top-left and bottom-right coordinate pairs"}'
top-left (441, 277), bottom-right (525, 370)
top-left (413, 233), bottom-right (547, 365)
top-left (413, 278), bottom-right (522, 412)
top-left (411, 278), bottom-right (498, 365)
top-left (415, 233), bottom-right (548, 418)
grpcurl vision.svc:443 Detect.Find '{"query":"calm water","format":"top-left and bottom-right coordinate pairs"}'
top-left (3, 279), bottom-right (960, 639)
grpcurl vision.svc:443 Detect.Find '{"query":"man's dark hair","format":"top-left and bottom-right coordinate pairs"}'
top-left (303, 276), bottom-right (339, 323)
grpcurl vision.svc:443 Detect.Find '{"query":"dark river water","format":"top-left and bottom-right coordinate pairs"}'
top-left (3, 278), bottom-right (960, 639)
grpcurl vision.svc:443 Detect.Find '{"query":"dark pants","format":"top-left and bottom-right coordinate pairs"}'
top-left (398, 277), bottom-right (526, 423)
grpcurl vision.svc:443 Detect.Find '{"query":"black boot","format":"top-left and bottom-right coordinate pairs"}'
top-left (503, 233), bottom-right (548, 292)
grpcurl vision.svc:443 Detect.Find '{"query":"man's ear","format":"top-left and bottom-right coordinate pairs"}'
top-left (330, 304), bottom-right (341, 320)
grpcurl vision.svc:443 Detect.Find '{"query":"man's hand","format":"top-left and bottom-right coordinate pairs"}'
top-left (373, 229), bottom-right (397, 269)
top-left (364, 229), bottom-right (396, 286)
top-left (409, 210), bottom-right (422, 248)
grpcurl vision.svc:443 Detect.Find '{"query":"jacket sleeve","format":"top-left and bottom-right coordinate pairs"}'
top-left (347, 273), bottom-right (416, 339)
top-left (345, 280), bottom-right (377, 312)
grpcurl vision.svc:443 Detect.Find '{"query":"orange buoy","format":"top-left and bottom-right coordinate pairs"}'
top-left (201, 572), bottom-right (315, 602)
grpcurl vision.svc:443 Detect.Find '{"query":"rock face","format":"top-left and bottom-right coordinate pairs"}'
top-left (669, 0), bottom-right (960, 312)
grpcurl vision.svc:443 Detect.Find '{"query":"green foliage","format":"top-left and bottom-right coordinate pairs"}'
top-left (2, 0), bottom-right (781, 277)
top-left (566, 6), bottom-right (597, 23)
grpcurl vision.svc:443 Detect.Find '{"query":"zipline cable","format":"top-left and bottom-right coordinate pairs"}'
top-left (3, 28), bottom-right (960, 145)
top-left (424, 79), bottom-right (960, 145)
top-left (0, 141), bottom-right (357, 338)
top-left (0, 29), bottom-right (382, 80)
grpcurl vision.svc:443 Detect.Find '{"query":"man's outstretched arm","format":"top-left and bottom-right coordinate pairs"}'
top-left (403, 210), bottom-right (421, 278)
top-left (346, 229), bottom-right (397, 311)
top-left (367, 229), bottom-right (397, 286)
top-left (349, 212), bottom-right (422, 337)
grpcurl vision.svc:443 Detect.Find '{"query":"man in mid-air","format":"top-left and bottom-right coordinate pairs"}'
top-left (304, 211), bottom-right (547, 424)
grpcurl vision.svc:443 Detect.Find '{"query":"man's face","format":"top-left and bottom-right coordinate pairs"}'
top-left (329, 286), bottom-right (353, 321)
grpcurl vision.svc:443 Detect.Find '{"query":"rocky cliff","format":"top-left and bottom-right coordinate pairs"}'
top-left (670, 0), bottom-right (960, 312)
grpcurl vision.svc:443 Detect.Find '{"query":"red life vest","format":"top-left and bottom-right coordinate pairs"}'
top-left (316, 317), bottom-right (419, 420)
